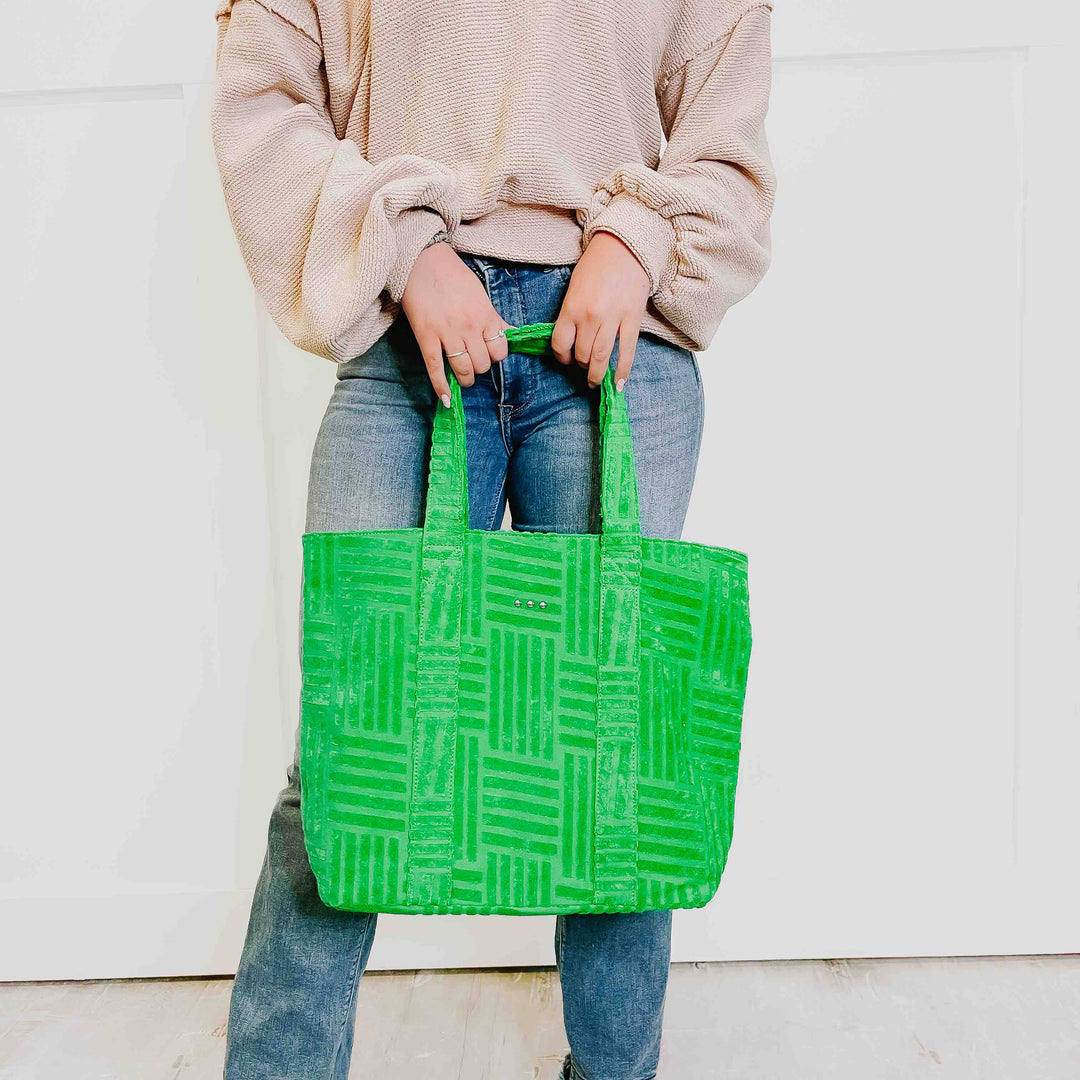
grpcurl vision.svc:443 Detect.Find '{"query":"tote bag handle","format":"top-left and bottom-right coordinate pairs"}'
top-left (422, 322), bottom-right (642, 540)
top-left (405, 322), bottom-right (642, 908)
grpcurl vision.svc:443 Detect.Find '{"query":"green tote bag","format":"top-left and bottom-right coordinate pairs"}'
top-left (299, 322), bottom-right (752, 915)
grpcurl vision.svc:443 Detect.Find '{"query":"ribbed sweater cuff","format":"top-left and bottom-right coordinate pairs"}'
top-left (583, 192), bottom-right (679, 296)
top-left (385, 206), bottom-right (453, 303)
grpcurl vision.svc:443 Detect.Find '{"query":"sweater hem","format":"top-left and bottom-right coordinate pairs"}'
top-left (447, 208), bottom-right (700, 353)
top-left (450, 205), bottom-right (584, 267)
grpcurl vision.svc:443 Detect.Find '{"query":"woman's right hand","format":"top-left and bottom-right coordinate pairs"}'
top-left (400, 242), bottom-right (513, 407)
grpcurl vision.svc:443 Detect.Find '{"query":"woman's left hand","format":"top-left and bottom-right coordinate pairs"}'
top-left (551, 231), bottom-right (651, 391)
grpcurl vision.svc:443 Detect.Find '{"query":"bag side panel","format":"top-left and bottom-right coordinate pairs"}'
top-left (639, 540), bottom-right (751, 905)
top-left (300, 530), bottom-right (424, 909)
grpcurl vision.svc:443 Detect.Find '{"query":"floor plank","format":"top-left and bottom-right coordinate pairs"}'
top-left (0, 955), bottom-right (1076, 1079)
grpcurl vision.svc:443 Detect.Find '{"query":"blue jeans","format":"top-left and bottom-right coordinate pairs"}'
top-left (224, 254), bottom-right (706, 1080)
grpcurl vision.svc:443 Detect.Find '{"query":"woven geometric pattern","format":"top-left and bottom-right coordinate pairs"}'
top-left (299, 325), bottom-right (752, 915)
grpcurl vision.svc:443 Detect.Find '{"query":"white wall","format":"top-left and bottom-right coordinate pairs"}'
top-left (0, 2), bottom-right (1077, 981)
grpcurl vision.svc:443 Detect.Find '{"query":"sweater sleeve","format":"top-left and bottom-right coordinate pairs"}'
top-left (210, 0), bottom-right (462, 363)
top-left (578, 2), bottom-right (776, 353)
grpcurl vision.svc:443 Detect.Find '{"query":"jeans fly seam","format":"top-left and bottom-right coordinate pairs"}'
top-left (485, 470), bottom-right (508, 531)
top-left (494, 356), bottom-right (513, 457)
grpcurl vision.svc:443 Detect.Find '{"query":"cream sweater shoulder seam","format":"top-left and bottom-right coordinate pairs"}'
top-left (215, 0), bottom-right (322, 49)
top-left (657, 1), bottom-right (773, 93)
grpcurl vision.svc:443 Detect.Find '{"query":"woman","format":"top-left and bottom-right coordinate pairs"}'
top-left (210, 0), bottom-right (775, 1076)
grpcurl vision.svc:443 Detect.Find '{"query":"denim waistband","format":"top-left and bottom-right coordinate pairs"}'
top-left (459, 251), bottom-right (576, 275)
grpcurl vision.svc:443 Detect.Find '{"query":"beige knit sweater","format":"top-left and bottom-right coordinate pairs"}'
top-left (210, 0), bottom-right (776, 364)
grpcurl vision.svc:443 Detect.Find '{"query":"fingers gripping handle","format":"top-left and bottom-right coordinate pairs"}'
top-left (426, 322), bottom-right (639, 537)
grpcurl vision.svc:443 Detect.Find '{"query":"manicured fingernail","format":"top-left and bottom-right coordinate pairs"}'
top-left (441, 393), bottom-right (451, 408)
top-left (615, 378), bottom-right (626, 393)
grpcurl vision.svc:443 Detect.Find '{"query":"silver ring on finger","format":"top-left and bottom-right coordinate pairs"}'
top-left (444, 348), bottom-right (468, 358)
top-left (482, 329), bottom-right (505, 342)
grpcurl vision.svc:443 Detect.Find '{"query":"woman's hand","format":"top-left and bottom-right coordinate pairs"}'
top-left (401, 242), bottom-right (514, 406)
top-left (551, 231), bottom-right (652, 391)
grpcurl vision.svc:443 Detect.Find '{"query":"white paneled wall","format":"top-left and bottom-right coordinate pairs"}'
top-left (0, 81), bottom-right (286, 978)
top-left (0, 3), bottom-right (1077, 980)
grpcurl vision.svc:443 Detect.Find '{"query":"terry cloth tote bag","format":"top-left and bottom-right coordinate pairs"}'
top-left (299, 322), bottom-right (752, 915)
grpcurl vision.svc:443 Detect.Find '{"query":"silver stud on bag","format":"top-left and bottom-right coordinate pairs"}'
top-left (539, 601), bottom-right (547, 609)
top-left (527, 600), bottom-right (535, 608)
top-left (514, 599), bottom-right (522, 607)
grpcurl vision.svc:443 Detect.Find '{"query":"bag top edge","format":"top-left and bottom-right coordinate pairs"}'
top-left (300, 528), bottom-right (749, 566)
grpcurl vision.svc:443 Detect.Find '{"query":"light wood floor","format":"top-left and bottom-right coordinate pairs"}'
top-left (1, 955), bottom-right (1077, 1079)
